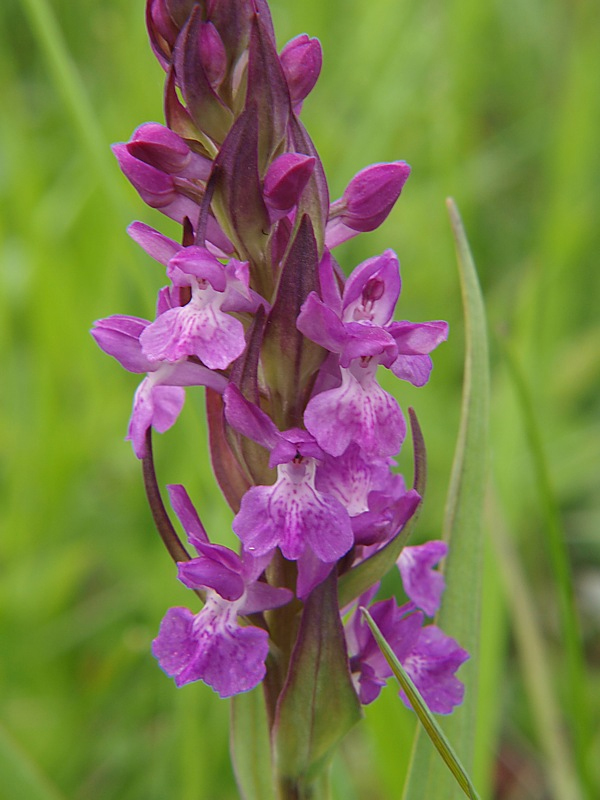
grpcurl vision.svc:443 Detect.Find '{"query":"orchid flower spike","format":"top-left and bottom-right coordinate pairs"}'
top-left (93, 1), bottom-right (467, 792)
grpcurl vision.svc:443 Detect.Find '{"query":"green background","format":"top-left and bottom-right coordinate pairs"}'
top-left (1, 0), bottom-right (599, 797)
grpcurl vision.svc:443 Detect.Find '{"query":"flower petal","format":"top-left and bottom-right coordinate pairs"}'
top-left (397, 540), bottom-right (447, 616)
top-left (400, 625), bottom-right (469, 714)
top-left (304, 366), bottom-right (406, 458)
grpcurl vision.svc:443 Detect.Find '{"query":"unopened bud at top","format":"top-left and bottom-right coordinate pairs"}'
top-left (146, 0), bottom-right (194, 69)
top-left (280, 34), bottom-right (323, 109)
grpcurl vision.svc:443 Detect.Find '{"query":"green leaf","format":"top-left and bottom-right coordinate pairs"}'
top-left (230, 687), bottom-right (277, 800)
top-left (361, 608), bottom-right (481, 800)
top-left (403, 199), bottom-right (490, 799)
top-left (273, 571), bottom-right (362, 787)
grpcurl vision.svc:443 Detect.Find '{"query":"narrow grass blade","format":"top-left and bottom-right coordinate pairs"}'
top-left (403, 198), bottom-right (489, 798)
top-left (230, 687), bottom-right (276, 800)
top-left (21, 0), bottom-right (122, 207)
top-left (487, 487), bottom-right (584, 800)
top-left (361, 608), bottom-right (480, 800)
top-left (0, 723), bottom-right (67, 800)
top-left (501, 340), bottom-right (592, 795)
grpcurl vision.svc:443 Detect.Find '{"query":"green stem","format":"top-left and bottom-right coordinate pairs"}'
top-left (263, 552), bottom-right (302, 724)
top-left (277, 770), bottom-right (330, 800)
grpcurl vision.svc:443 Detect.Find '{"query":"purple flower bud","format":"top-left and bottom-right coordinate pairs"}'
top-left (175, 7), bottom-right (233, 145)
top-left (112, 127), bottom-right (210, 225)
top-left (329, 162), bottom-right (411, 240)
top-left (112, 142), bottom-right (178, 208)
top-left (146, 0), bottom-right (180, 69)
top-left (199, 21), bottom-right (228, 90)
top-left (128, 122), bottom-right (211, 180)
top-left (280, 34), bottom-right (323, 109)
top-left (263, 153), bottom-right (316, 220)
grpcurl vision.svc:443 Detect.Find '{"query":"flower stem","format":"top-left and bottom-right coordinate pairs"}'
top-left (141, 430), bottom-right (191, 565)
top-left (277, 770), bottom-right (330, 800)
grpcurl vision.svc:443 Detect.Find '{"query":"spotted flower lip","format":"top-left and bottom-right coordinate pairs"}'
top-left (139, 296), bottom-right (247, 369)
top-left (398, 625), bottom-right (470, 714)
top-left (397, 539), bottom-right (448, 616)
top-left (91, 315), bottom-right (227, 457)
top-left (223, 384), bottom-right (354, 596)
top-left (346, 544), bottom-right (469, 712)
top-left (137, 248), bottom-right (263, 370)
top-left (303, 360), bottom-right (407, 458)
top-left (231, 460), bottom-right (354, 565)
top-left (315, 444), bottom-right (421, 547)
top-left (152, 604), bottom-right (269, 696)
top-left (152, 485), bottom-right (293, 697)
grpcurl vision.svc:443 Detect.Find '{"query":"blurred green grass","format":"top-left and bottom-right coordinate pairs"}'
top-left (1, 0), bottom-right (599, 797)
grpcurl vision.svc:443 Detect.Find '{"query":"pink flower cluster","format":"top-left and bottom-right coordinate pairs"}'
top-left (92, 0), bottom-right (467, 712)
